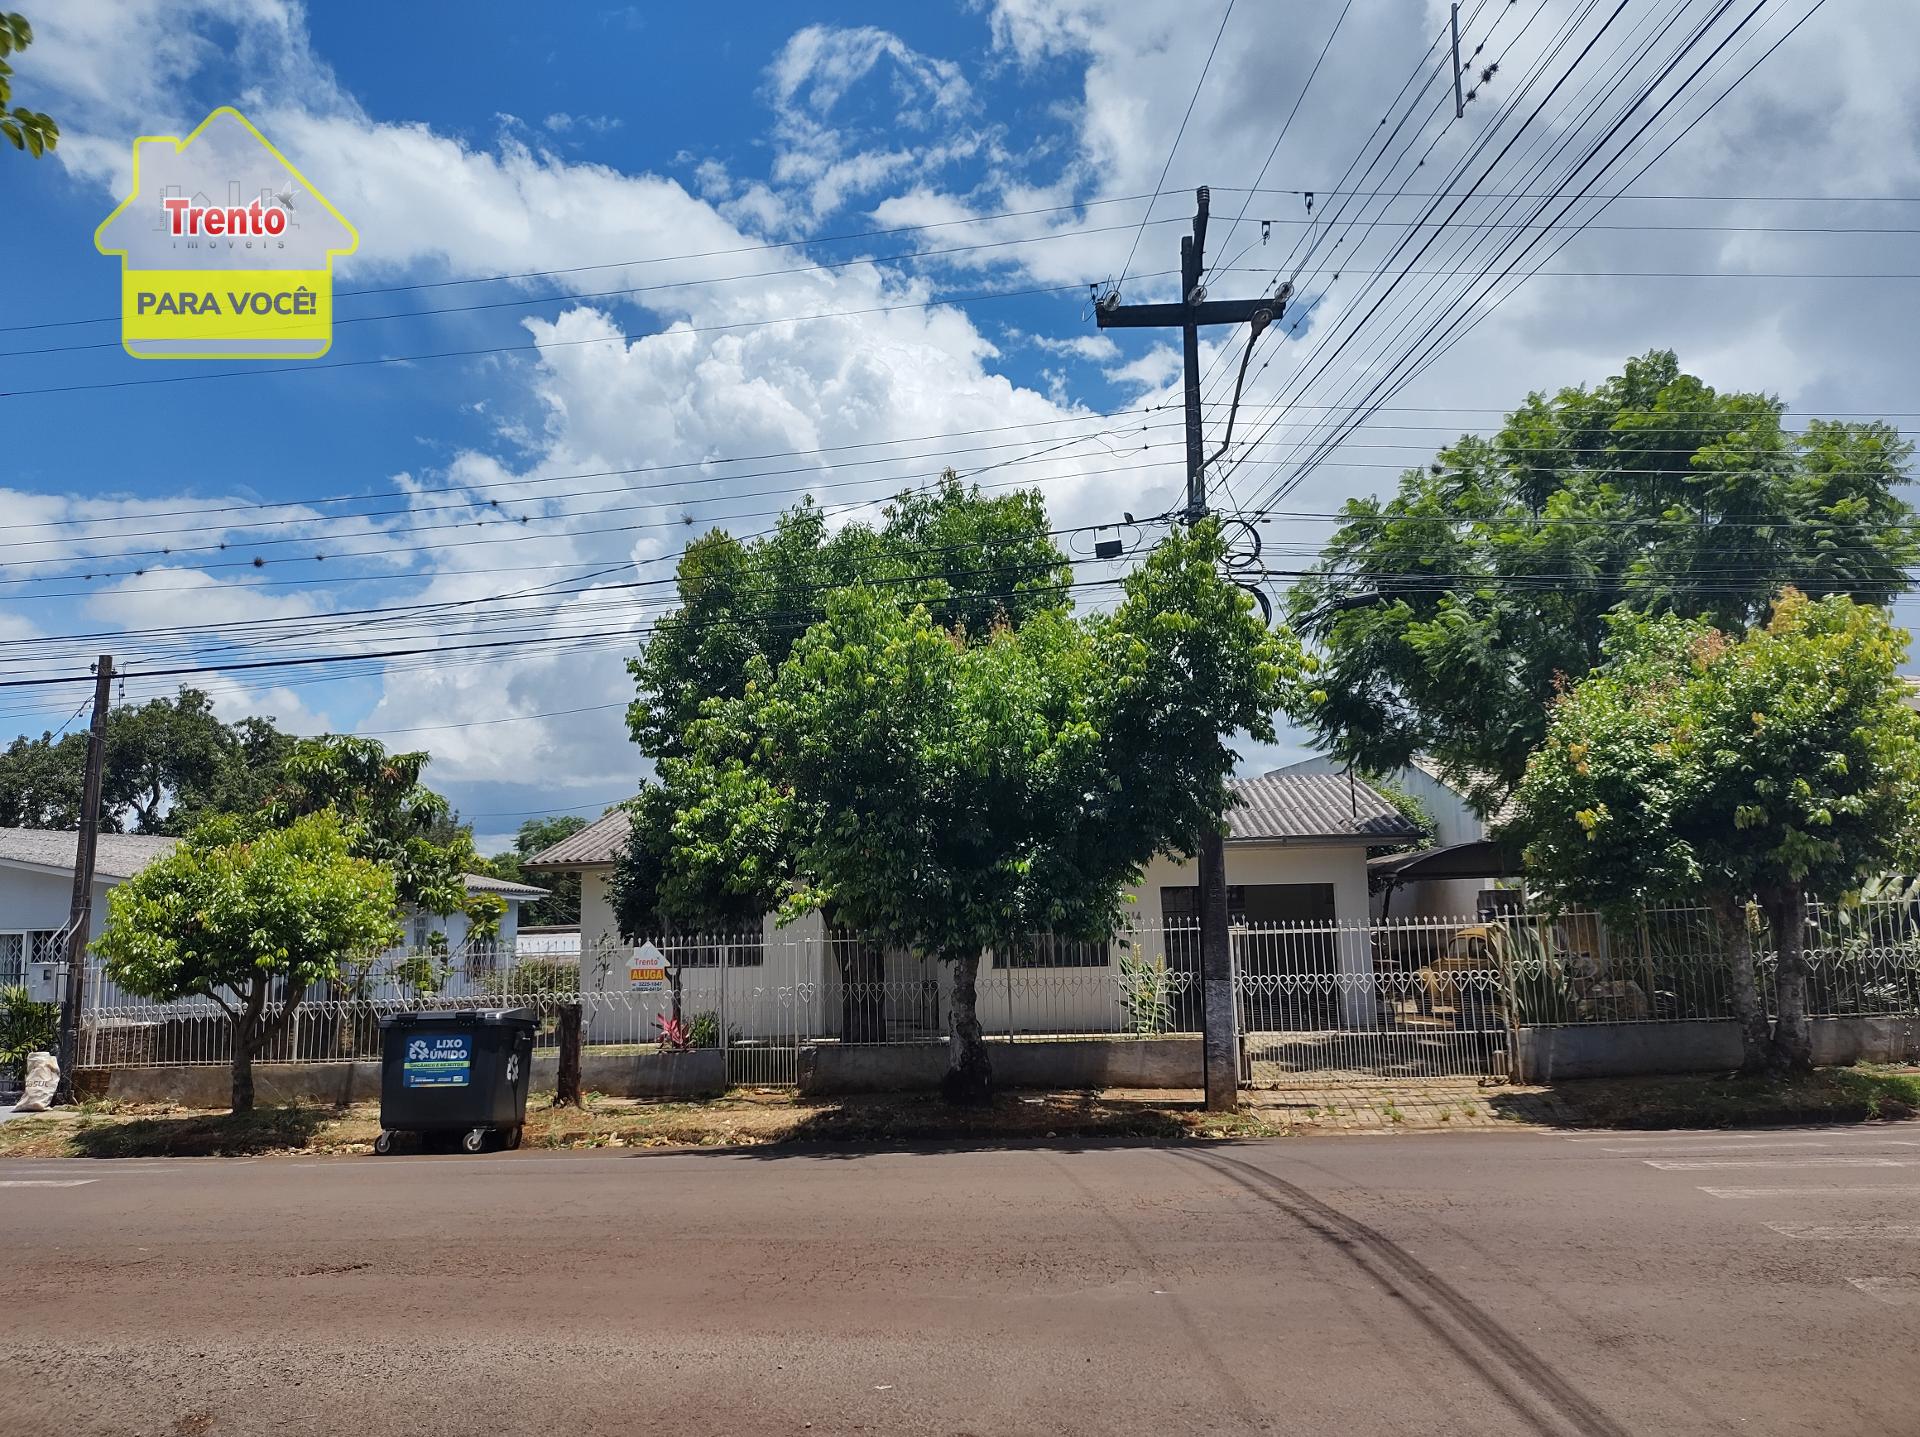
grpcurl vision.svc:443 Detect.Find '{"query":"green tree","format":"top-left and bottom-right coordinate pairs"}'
top-left (264, 736), bottom-right (479, 919)
top-left (92, 812), bottom-right (400, 1111)
top-left (0, 688), bottom-right (294, 834)
top-left (616, 476), bottom-right (1083, 1012)
top-left (1505, 591), bottom-right (1920, 1070)
top-left (641, 521), bottom-right (1299, 1101)
top-left (1291, 352), bottom-right (1917, 814)
top-left (0, 13), bottom-right (58, 157)
top-left (627, 475), bottom-right (1072, 763)
top-left (484, 813), bottom-right (589, 927)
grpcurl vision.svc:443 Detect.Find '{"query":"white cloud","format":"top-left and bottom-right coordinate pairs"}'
top-left (1102, 343), bottom-right (1180, 392)
top-left (1031, 333), bottom-right (1119, 363)
top-left (17, 0), bottom-right (1920, 812)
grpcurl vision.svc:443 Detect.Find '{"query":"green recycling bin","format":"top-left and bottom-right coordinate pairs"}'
top-left (375, 1008), bottom-right (536, 1154)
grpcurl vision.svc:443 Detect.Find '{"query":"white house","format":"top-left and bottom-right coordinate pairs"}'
top-left (525, 774), bottom-right (1419, 1041)
top-left (1271, 756), bottom-right (1519, 918)
top-left (0, 827), bottom-right (546, 1002)
top-left (0, 829), bottom-right (179, 999)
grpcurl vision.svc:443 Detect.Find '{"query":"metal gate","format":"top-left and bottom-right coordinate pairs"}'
top-left (1235, 918), bottom-right (1510, 1084)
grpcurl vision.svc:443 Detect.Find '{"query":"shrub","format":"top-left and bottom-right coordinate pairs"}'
top-left (1, 985), bottom-right (61, 1081)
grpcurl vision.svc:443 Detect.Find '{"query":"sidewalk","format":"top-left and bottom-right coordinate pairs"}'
top-left (0, 1068), bottom-right (1910, 1159)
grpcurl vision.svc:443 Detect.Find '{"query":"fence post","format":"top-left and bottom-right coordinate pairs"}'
top-left (1005, 951), bottom-right (1015, 1044)
top-left (554, 1001), bottom-right (583, 1107)
top-left (718, 936), bottom-right (730, 1073)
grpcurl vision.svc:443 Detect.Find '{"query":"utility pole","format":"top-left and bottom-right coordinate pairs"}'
top-left (1095, 187), bottom-right (1289, 1111)
top-left (53, 654), bottom-right (113, 1105)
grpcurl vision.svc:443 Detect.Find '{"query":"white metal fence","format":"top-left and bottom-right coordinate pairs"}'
top-left (58, 898), bottom-right (1920, 1083)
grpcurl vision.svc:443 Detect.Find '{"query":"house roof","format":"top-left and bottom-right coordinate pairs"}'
top-left (0, 828), bottom-right (180, 881)
top-left (1225, 774), bottom-right (1420, 845)
top-left (462, 872), bottom-right (548, 900)
top-left (523, 808), bottom-right (633, 870)
top-left (522, 777), bottom-right (1411, 872)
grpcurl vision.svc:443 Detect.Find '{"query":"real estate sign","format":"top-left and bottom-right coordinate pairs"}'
top-left (628, 940), bottom-right (668, 994)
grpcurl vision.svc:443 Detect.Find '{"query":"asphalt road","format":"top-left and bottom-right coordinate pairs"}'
top-left (3, 1126), bottom-right (1919, 1436)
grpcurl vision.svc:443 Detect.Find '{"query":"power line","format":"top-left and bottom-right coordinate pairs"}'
top-left (0, 273), bottom-right (1177, 401)
top-left (1116, 0), bottom-right (1236, 292)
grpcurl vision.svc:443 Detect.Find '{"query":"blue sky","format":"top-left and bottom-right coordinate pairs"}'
top-left (4, 0), bottom-right (1918, 848)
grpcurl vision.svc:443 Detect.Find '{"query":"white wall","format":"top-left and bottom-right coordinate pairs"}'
top-left (567, 842), bottom-right (1383, 1038)
top-left (1133, 843), bottom-right (1377, 1027)
top-left (0, 864), bottom-right (125, 1002)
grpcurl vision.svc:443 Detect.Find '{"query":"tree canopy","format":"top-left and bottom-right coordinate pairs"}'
top-left (0, 13), bottom-right (58, 157)
top-left (1290, 351), bottom-right (1918, 813)
top-left (618, 512), bottom-right (1301, 1100)
top-left (264, 735), bottom-right (483, 919)
top-left (93, 812), bottom-right (399, 1110)
top-left (626, 475), bottom-right (1073, 764)
top-left (0, 687), bottom-right (294, 835)
top-left (1504, 590), bottom-right (1920, 1069)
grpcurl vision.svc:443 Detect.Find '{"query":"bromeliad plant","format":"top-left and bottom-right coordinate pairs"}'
top-left (654, 1014), bottom-right (696, 1054)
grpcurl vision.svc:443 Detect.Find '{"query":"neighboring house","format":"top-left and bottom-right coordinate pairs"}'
top-left (0, 829), bottom-right (180, 999)
top-left (400, 872), bottom-right (550, 960)
top-left (516, 925), bottom-right (582, 963)
top-left (0, 826), bottom-right (546, 1002)
top-left (525, 774), bottom-right (1418, 1037)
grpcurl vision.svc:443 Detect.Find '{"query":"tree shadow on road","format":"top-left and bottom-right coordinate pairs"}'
top-left (724, 1089), bottom-right (1217, 1159)
top-left (1485, 1067), bottom-right (1920, 1130)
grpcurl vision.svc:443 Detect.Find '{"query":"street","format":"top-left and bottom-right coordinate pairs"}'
top-left (3, 1127), bottom-right (1919, 1435)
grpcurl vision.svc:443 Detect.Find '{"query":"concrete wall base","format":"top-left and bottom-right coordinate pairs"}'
top-left (76, 1047), bottom-right (729, 1110)
top-left (795, 1038), bottom-right (1203, 1096)
top-left (1513, 1021), bottom-right (1744, 1083)
top-left (1514, 1014), bottom-right (1920, 1082)
top-left (1809, 1015), bottom-right (1920, 1067)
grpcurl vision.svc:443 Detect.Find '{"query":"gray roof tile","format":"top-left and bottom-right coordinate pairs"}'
top-left (462, 872), bottom-right (549, 899)
top-left (1224, 774), bottom-right (1419, 844)
top-left (523, 809), bottom-right (632, 869)
top-left (0, 828), bottom-right (180, 881)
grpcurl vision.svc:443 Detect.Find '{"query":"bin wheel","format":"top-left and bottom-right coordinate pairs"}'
top-left (461, 1128), bottom-right (487, 1154)
top-left (373, 1131), bottom-right (394, 1156)
top-left (506, 1125), bottom-right (523, 1151)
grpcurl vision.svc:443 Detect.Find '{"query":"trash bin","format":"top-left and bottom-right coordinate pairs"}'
top-left (375, 1008), bottom-right (536, 1155)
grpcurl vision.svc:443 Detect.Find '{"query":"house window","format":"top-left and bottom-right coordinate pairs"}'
top-left (28, 929), bottom-right (63, 965)
top-left (992, 935), bottom-right (1111, 968)
top-left (408, 914), bottom-right (432, 950)
top-left (0, 933), bottom-right (23, 985)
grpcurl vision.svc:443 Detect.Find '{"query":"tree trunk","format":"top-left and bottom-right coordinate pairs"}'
top-left (229, 980), bottom-right (267, 1114)
top-left (1709, 893), bottom-right (1769, 1073)
top-left (1764, 886), bottom-right (1814, 1071)
top-left (554, 1002), bottom-right (583, 1108)
top-left (940, 947), bottom-right (992, 1105)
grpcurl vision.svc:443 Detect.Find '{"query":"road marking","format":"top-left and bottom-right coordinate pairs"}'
top-left (1701, 1184), bottom-right (1920, 1199)
top-left (1766, 1222), bottom-right (1920, 1241)
top-left (1567, 1134), bottom-right (1920, 1145)
top-left (1850, 1277), bottom-right (1920, 1305)
top-left (1597, 1141), bottom-right (1844, 1154)
top-left (1645, 1157), bottom-right (1919, 1171)
top-left (0, 1179), bottom-right (96, 1188)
